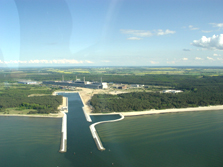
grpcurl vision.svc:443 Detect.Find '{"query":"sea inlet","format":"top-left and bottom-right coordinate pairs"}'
top-left (0, 93), bottom-right (223, 167)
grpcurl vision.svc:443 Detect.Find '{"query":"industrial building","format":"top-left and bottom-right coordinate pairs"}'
top-left (162, 90), bottom-right (183, 94)
top-left (43, 76), bottom-right (108, 89)
top-left (18, 80), bottom-right (38, 85)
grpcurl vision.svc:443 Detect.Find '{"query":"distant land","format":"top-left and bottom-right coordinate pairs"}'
top-left (1, 66), bottom-right (223, 116)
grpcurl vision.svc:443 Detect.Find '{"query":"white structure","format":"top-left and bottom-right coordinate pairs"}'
top-left (162, 90), bottom-right (183, 94)
top-left (101, 82), bottom-right (108, 89)
top-left (130, 84), bottom-right (140, 88)
top-left (59, 112), bottom-right (67, 152)
top-left (89, 113), bottom-right (124, 151)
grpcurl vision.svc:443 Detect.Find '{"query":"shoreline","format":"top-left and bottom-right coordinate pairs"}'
top-left (2, 89), bottom-right (223, 118)
top-left (90, 105), bottom-right (223, 117)
top-left (118, 105), bottom-right (223, 116)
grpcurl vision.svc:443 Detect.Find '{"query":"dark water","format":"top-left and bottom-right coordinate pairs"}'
top-left (0, 93), bottom-right (223, 167)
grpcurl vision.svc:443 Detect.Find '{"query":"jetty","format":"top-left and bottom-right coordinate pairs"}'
top-left (56, 95), bottom-right (68, 153)
top-left (59, 111), bottom-right (67, 152)
top-left (89, 113), bottom-right (124, 151)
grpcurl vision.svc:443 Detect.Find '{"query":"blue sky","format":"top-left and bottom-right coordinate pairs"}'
top-left (0, 0), bottom-right (223, 67)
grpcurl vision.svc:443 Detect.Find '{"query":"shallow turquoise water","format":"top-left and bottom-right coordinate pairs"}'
top-left (0, 93), bottom-right (223, 167)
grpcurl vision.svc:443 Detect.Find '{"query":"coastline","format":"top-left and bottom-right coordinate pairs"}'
top-left (119, 105), bottom-right (223, 116)
top-left (70, 88), bottom-right (223, 117)
top-left (2, 89), bottom-right (223, 118)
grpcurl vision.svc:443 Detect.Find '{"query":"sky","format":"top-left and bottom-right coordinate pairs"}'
top-left (0, 0), bottom-right (223, 67)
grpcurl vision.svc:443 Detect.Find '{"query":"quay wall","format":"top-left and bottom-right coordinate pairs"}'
top-left (89, 113), bottom-right (124, 151)
top-left (59, 112), bottom-right (67, 153)
top-left (78, 92), bottom-right (92, 122)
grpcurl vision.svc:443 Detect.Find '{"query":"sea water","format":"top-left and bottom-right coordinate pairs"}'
top-left (0, 93), bottom-right (222, 167)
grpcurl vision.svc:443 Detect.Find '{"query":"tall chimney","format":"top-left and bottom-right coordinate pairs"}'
top-left (83, 77), bottom-right (85, 82)
top-left (101, 77), bottom-right (102, 83)
top-left (62, 75), bottom-right (64, 82)
top-left (76, 75), bottom-right (77, 81)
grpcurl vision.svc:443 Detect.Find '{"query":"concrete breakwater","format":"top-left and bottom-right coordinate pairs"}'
top-left (89, 114), bottom-right (124, 151)
top-left (78, 92), bottom-right (92, 122)
top-left (82, 106), bottom-right (92, 122)
top-left (59, 112), bottom-right (67, 152)
top-left (58, 95), bottom-right (68, 153)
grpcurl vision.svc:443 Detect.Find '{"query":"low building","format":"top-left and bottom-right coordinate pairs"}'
top-left (130, 84), bottom-right (140, 88)
top-left (18, 80), bottom-right (38, 85)
top-left (162, 90), bottom-right (183, 94)
top-left (118, 85), bottom-right (127, 89)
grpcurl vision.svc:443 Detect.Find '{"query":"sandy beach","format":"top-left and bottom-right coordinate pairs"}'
top-left (76, 88), bottom-right (223, 117)
top-left (119, 105), bottom-right (223, 116)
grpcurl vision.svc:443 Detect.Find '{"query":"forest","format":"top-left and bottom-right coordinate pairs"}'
top-left (90, 75), bottom-right (223, 113)
top-left (2, 67), bottom-right (223, 114)
top-left (0, 85), bottom-right (62, 114)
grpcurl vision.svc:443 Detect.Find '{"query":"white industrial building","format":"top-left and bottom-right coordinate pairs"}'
top-left (162, 90), bottom-right (183, 94)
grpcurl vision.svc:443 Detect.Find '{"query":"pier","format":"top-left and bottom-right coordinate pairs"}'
top-left (57, 95), bottom-right (68, 153)
top-left (59, 112), bottom-right (67, 153)
top-left (89, 113), bottom-right (124, 151)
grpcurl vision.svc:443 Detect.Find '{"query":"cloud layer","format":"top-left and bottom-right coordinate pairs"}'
top-left (120, 29), bottom-right (175, 39)
top-left (191, 34), bottom-right (223, 50)
top-left (210, 23), bottom-right (223, 28)
top-left (0, 59), bottom-right (93, 64)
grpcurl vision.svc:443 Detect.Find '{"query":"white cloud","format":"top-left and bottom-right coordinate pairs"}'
top-left (120, 29), bottom-right (153, 37)
top-left (150, 61), bottom-right (159, 64)
top-left (127, 37), bottom-right (142, 40)
top-left (188, 25), bottom-right (199, 30)
top-left (167, 61), bottom-right (175, 64)
top-left (217, 58), bottom-right (223, 60)
top-left (210, 23), bottom-right (223, 28)
top-left (0, 60), bottom-right (3, 64)
top-left (207, 57), bottom-right (214, 60)
top-left (202, 30), bottom-right (212, 33)
top-left (2, 59), bottom-right (85, 64)
top-left (85, 60), bottom-right (94, 64)
top-left (213, 53), bottom-right (221, 56)
top-left (120, 29), bottom-right (175, 38)
top-left (195, 57), bottom-right (202, 60)
top-left (191, 34), bottom-right (223, 50)
top-left (183, 58), bottom-right (188, 60)
top-left (155, 29), bottom-right (175, 36)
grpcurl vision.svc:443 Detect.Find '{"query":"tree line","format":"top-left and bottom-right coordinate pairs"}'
top-left (90, 75), bottom-right (223, 113)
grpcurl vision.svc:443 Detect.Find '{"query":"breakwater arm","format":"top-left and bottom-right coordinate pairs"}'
top-left (82, 106), bottom-right (92, 122)
top-left (89, 114), bottom-right (124, 151)
top-left (78, 92), bottom-right (92, 122)
top-left (59, 112), bottom-right (67, 152)
top-left (58, 95), bottom-right (68, 153)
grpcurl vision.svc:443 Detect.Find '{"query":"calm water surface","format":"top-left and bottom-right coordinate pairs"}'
top-left (0, 93), bottom-right (223, 167)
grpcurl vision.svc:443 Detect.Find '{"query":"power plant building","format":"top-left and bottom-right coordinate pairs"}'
top-left (43, 77), bottom-right (108, 89)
